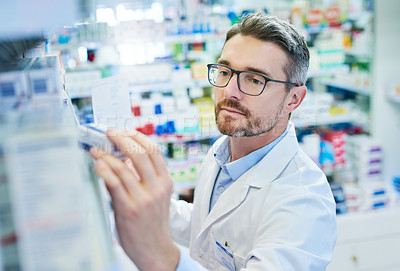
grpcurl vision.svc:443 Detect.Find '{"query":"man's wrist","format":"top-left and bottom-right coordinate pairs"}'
top-left (170, 244), bottom-right (181, 271)
top-left (144, 243), bottom-right (180, 271)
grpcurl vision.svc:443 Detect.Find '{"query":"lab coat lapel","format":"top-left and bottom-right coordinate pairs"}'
top-left (197, 171), bottom-right (251, 238)
top-left (197, 158), bottom-right (221, 225)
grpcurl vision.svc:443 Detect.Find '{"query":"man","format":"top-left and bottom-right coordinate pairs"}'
top-left (90, 12), bottom-right (337, 271)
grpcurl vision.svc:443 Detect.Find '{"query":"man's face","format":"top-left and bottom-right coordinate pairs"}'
top-left (214, 34), bottom-right (291, 137)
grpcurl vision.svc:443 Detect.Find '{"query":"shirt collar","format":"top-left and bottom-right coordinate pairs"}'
top-left (213, 136), bottom-right (231, 167)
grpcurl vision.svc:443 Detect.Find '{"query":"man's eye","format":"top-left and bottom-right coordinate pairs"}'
top-left (249, 77), bottom-right (264, 85)
top-left (219, 70), bottom-right (229, 76)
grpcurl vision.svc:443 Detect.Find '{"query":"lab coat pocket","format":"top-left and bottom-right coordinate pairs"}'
top-left (232, 252), bottom-right (246, 271)
top-left (214, 241), bottom-right (235, 271)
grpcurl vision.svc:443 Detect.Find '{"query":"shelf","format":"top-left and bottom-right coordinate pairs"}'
top-left (344, 49), bottom-right (372, 59)
top-left (192, 80), bottom-right (210, 88)
top-left (129, 82), bottom-right (173, 93)
top-left (51, 32), bottom-right (226, 51)
top-left (128, 79), bottom-right (209, 94)
top-left (388, 94), bottom-right (400, 103)
top-left (307, 66), bottom-right (349, 78)
top-left (293, 114), bottom-right (354, 128)
top-left (305, 25), bottom-right (329, 35)
top-left (160, 32), bottom-right (225, 44)
top-left (322, 165), bottom-right (351, 176)
top-left (336, 206), bottom-right (400, 240)
top-left (152, 130), bottom-right (221, 144)
top-left (321, 79), bottom-right (371, 96)
top-left (68, 79), bottom-right (210, 98)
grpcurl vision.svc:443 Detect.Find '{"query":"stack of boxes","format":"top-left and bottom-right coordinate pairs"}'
top-left (347, 135), bottom-right (389, 210)
top-left (320, 130), bottom-right (348, 173)
top-left (347, 135), bottom-right (383, 182)
top-left (0, 59), bottom-right (32, 113)
top-left (324, 131), bottom-right (347, 169)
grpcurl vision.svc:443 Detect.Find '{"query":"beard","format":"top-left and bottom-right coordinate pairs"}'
top-left (215, 98), bottom-right (285, 137)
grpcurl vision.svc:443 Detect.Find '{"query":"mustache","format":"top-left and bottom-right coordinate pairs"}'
top-left (215, 99), bottom-right (251, 117)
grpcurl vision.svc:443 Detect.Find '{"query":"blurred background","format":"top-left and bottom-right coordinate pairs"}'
top-left (0, 0), bottom-right (399, 270)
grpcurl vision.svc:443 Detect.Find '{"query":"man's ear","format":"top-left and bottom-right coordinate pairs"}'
top-left (284, 86), bottom-right (307, 114)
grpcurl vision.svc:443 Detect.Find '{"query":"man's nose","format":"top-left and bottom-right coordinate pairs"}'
top-left (223, 73), bottom-right (243, 100)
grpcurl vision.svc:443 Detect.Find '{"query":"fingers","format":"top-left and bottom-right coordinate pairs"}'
top-left (124, 131), bottom-right (173, 194)
top-left (105, 130), bottom-right (163, 187)
top-left (90, 129), bottom-right (171, 192)
top-left (93, 159), bottom-right (133, 208)
top-left (90, 147), bottom-right (142, 200)
top-left (89, 145), bottom-right (108, 159)
top-left (122, 130), bottom-right (169, 177)
top-left (124, 158), bottom-right (140, 178)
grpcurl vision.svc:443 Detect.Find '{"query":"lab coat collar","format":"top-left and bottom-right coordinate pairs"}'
top-left (245, 122), bottom-right (298, 189)
top-left (209, 122), bottom-right (298, 189)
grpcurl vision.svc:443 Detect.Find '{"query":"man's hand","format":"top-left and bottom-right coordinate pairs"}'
top-left (89, 129), bottom-right (180, 271)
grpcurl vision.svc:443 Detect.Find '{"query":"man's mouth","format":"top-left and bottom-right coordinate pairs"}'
top-left (221, 107), bottom-right (246, 115)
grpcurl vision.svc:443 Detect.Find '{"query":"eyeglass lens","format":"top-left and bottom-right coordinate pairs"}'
top-left (209, 65), bottom-right (266, 95)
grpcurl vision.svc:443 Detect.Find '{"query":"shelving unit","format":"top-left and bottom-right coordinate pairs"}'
top-left (372, 0), bottom-right (400, 186)
top-left (52, 32), bottom-right (226, 51)
top-left (55, 2), bottom-right (376, 180)
top-left (128, 79), bottom-right (210, 94)
top-left (321, 79), bottom-right (371, 96)
top-left (344, 49), bottom-right (372, 60)
top-left (293, 113), bottom-right (354, 128)
top-left (325, 1), bottom-right (400, 270)
top-left (0, 2), bottom-right (122, 271)
top-left (307, 66), bottom-right (349, 78)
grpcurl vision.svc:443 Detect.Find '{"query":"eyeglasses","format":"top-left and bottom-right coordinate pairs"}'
top-left (207, 64), bottom-right (299, 96)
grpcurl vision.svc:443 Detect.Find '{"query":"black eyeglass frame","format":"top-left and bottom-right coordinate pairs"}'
top-left (207, 63), bottom-right (299, 96)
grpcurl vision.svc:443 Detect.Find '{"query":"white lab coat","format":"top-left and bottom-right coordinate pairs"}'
top-left (170, 123), bottom-right (337, 270)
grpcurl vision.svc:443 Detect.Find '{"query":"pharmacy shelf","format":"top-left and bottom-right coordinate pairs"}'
top-left (128, 79), bottom-right (210, 94)
top-left (335, 206), bottom-right (400, 234)
top-left (295, 113), bottom-right (370, 133)
top-left (293, 114), bottom-right (354, 128)
top-left (321, 79), bottom-right (371, 96)
top-left (305, 25), bottom-right (329, 35)
top-left (344, 49), bottom-right (372, 60)
top-left (152, 130), bottom-right (222, 145)
top-left (159, 32), bottom-right (226, 44)
top-left (193, 79), bottom-right (211, 88)
top-left (328, 206), bottom-right (400, 271)
top-left (388, 94), bottom-right (400, 103)
top-left (112, 32), bottom-right (226, 45)
top-left (321, 165), bottom-right (351, 176)
top-left (52, 32), bottom-right (226, 51)
top-left (129, 82), bottom-right (173, 93)
top-left (307, 66), bottom-right (349, 78)
top-left (68, 79), bottom-right (210, 98)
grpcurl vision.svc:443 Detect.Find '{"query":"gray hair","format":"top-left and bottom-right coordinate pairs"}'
top-left (225, 12), bottom-right (309, 88)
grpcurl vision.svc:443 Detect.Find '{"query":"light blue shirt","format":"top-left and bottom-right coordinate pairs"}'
top-left (209, 124), bottom-right (290, 211)
top-left (176, 249), bottom-right (201, 271)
